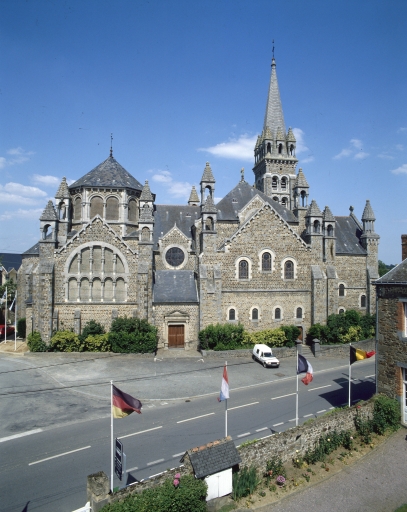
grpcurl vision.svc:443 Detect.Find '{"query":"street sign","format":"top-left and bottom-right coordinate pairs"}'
top-left (115, 438), bottom-right (123, 480)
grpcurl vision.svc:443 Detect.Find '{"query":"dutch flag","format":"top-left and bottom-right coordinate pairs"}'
top-left (218, 364), bottom-right (230, 402)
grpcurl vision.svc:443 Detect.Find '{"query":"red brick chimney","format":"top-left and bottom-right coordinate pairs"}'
top-left (402, 235), bottom-right (407, 261)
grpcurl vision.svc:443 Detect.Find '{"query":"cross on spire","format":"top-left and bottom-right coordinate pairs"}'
top-left (110, 133), bottom-right (113, 157)
top-left (272, 39), bottom-right (275, 59)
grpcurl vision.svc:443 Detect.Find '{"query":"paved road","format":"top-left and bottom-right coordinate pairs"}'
top-left (250, 426), bottom-right (407, 512)
top-left (0, 351), bottom-right (376, 511)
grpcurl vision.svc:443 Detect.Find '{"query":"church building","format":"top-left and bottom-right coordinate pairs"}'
top-left (17, 57), bottom-right (379, 349)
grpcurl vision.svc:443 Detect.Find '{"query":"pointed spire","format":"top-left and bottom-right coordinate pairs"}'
top-left (55, 177), bottom-right (70, 198)
top-left (287, 127), bottom-right (296, 142)
top-left (362, 199), bottom-right (375, 221)
top-left (201, 162), bottom-right (215, 183)
top-left (188, 186), bottom-right (199, 205)
top-left (40, 200), bottom-right (58, 221)
top-left (294, 168), bottom-right (309, 188)
top-left (263, 57), bottom-right (286, 138)
top-left (140, 180), bottom-right (153, 201)
top-left (323, 206), bottom-right (335, 222)
top-left (306, 199), bottom-right (322, 217)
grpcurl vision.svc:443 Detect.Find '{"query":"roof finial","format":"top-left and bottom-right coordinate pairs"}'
top-left (240, 167), bottom-right (245, 182)
top-left (272, 39), bottom-right (275, 60)
top-left (110, 133), bottom-right (113, 157)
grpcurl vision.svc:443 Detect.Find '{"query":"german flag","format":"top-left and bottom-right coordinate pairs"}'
top-left (350, 346), bottom-right (376, 365)
top-left (112, 385), bottom-right (142, 418)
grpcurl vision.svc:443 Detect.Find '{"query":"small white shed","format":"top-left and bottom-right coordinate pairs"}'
top-left (180, 436), bottom-right (241, 501)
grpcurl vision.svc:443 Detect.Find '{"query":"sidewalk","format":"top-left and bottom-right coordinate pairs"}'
top-left (247, 426), bottom-right (407, 512)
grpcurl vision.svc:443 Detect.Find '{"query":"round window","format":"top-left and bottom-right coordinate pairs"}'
top-left (165, 247), bottom-right (185, 267)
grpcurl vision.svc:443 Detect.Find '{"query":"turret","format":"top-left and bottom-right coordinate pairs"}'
top-left (200, 162), bottom-right (215, 205)
top-left (188, 186), bottom-right (199, 206)
top-left (139, 180), bottom-right (154, 243)
top-left (322, 206), bottom-right (336, 262)
top-left (304, 200), bottom-right (323, 257)
top-left (55, 177), bottom-right (71, 245)
top-left (39, 200), bottom-right (58, 244)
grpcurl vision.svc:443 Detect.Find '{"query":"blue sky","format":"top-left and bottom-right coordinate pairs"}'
top-left (1, 0), bottom-right (406, 264)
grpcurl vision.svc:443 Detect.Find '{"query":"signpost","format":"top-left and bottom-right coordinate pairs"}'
top-left (115, 438), bottom-right (123, 480)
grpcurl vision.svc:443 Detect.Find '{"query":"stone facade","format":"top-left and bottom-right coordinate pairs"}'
top-left (18, 57), bottom-right (378, 349)
top-left (375, 238), bottom-right (407, 426)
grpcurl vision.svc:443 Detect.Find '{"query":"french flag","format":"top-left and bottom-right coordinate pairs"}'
top-left (297, 354), bottom-right (313, 385)
top-left (218, 365), bottom-right (230, 401)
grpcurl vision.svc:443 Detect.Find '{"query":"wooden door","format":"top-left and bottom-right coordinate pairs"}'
top-left (298, 326), bottom-right (303, 342)
top-left (168, 325), bottom-right (185, 348)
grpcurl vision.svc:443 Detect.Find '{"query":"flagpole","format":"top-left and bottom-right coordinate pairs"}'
top-left (4, 286), bottom-right (7, 344)
top-left (111, 380), bottom-right (114, 493)
top-left (296, 348), bottom-right (299, 426)
top-left (348, 344), bottom-right (351, 407)
top-left (14, 290), bottom-right (17, 351)
top-left (225, 361), bottom-right (228, 437)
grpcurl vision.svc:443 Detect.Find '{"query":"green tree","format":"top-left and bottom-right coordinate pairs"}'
top-left (0, 278), bottom-right (17, 302)
top-left (378, 260), bottom-right (396, 277)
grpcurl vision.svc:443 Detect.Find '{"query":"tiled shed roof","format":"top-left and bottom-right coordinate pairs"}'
top-left (181, 436), bottom-right (241, 479)
top-left (335, 216), bottom-right (366, 255)
top-left (153, 270), bottom-right (198, 303)
top-left (375, 259), bottom-right (407, 284)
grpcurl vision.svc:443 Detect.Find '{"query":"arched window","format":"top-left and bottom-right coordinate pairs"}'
top-left (289, 144), bottom-right (294, 156)
top-left (42, 224), bottom-right (52, 240)
top-left (339, 308), bottom-right (345, 314)
top-left (278, 143), bottom-right (283, 154)
top-left (266, 142), bottom-right (271, 153)
top-left (313, 220), bottom-right (320, 233)
top-left (339, 284), bottom-right (345, 297)
top-left (281, 197), bottom-right (288, 207)
top-left (296, 307), bottom-right (303, 319)
top-left (361, 295), bottom-right (366, 308)
top-left (128, 198), bottom-right (138, 222)
top-left (252, 308), bottom-right (258, 320)
top-left (106, 197), bottom-right (119, 220)
top-left (141, 227), bottom-right (150, 242)
top-left (73, 197), bottom-right (82, 220)
top-left (239, 260), bottom-right (249, 279)
top-left (275, 307), bottom-right (281, 320)
top-left (272, 176), bottom-right (278, 190)
top-left (58, 201), bottom-right (66, 220)
top-left (300, 191), bottom-right (306, 207)
top-left (281, 177), bottom-right (287, 191)
top-left (327, 224), bottom-right (333, 237)
top-left (284, 260), bottom-right (294, 280)
top-left (205, 217), bottom-right (214, 231)
top-left (262, 252), bottom-right (272, 271)
top-left (229, 308), bottom-right (235, 321)
top-left (273, 196), bottom-right (279, 203)
top-left (90, 196), bottom-right (103, 218)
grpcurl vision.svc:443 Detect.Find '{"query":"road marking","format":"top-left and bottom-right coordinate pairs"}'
top-left (308, 385), bottom-right (332, 391)
top-left (329, 406), bottom-right (335, 409)
top-left (303, 414), bottom-right (313, 418)
top-left (177, 412), bottom-right (215, 424)
top-left (29, 445), bottom-right (91, 466)
top-left (0, 428), bottom-right (43, 444)
top-left (256, 427), bottom-right (268, 432)
top-left (273, 422), bottom-right (284, 426)
top-left (161, 402), bottom-right (168, 405)
top-left (229, 401), bottom-right (259, 411)
top-left (172, 452), bottom-right (185, 458)
top-left (126, 466), bottom-right (138, 473)
top-left (237, 432), bottom-right (251, 438)
top-left (271, 393), bottom-right (296, 400)
top-left (147, 458), bottom-right (164, 466)
top-left (288, 418), bottom-right (296, 422)
top-left (317, 409), bottom-right (326, 414)
top-left (365, 374), bottom-right (375, 378)
top-left (119, 426), bottom-right (163, 439)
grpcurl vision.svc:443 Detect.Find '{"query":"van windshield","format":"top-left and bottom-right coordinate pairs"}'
top-left (263, 352), bottom-right (272, 357)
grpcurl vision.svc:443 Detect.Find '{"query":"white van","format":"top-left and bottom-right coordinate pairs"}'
top-left (252, 344), bottom-right (280, 368)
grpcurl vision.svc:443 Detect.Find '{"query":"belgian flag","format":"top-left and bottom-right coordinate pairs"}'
top-left (350, 346), bottom-right (376, 365)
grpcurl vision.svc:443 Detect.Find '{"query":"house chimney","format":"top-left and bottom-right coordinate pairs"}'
top-left (402, 235), bottom-right (407, 261)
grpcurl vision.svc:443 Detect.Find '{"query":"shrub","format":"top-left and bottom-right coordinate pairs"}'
top-left (50, 330), bottom-right (81, 352)
top-left (17, 318), bottom-right (26, 338)
top-left (27, 331), bottom-right (47, 352)
top-left (79, 320), bottom-right (105, 343)
top-left (306, 323), bottom-right (329, 344)
top-left (280, 325), bottom-right (301, 347)
top-left (101, 475), bottom-right (207, 512)
top-left (372, 394), bottom-right (400, 434)
top-left (199, 323), bottom-right (245, 351)
top-left (81, 333), bottom-right (111, 352)
top-left (108, 317), bottom-right (157, 353)
top-left (265, 456), bottom-right (286, 482)
top-left (232, 466), bottom-right (260, 501)
top-left (307, 310), bottom-right (375, 345)
top-left (304, 430), bottom-right (354, 465)
top-left (243, 328), bottom-right (286, 348)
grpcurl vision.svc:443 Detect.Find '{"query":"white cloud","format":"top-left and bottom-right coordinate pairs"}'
top-left (32, 174), bottom-right (60, 186)
top-left (334, 139), bottom-right (369, 160)
top-left (0, 192), bottom-right (41, 205)
top-left (199, 135), bottom-right (256, 161)
top-left (301, 156), bottom-right (315, 163)
top-left (391, 163), bottom-right (407, 175)
top-left (378, 153), bottom-right (394, 160)
top-left (0, 147), bottom-right (35, 167)
top-left (151, 170), bottom-right (196, 200)
top-left (1, 182), bottom-right (47, 198)
top-left (398, 127), bottom-right (407, 133)
top-left (292, 128), bottom-right (308, 154)
top-left (0, 208), bottom-right (43, 221)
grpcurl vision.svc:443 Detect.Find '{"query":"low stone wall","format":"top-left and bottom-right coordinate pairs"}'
top-left (317, 339), bottom-right (375, 358)
top-left (87, 401), bottom-right (374, 511)
top-left (238, 400), bottom-right (373, 469)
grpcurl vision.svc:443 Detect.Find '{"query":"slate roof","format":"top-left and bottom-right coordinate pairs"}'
top-left (323, 206), bottom-right (335, 222)
top-left (334, 216), bottom-right (366, 255)
top-left (375, 259), bottom-right (407, 284)
top-left (181, 436), bottom-right (241, 479)
top-left (263, 58), bottom-right (286, 137)
top-left (23, 242), bottom-right (40, 255)
top-left (69, 156), bottom-right (143, 191)
top-left (188, 186), bottom-right (199, 203)
top-left (153, 205), bottom-right (200, 247)
top-left (153, 270), bottom-right (198, 303)
top-left (55, 177), bottom-right (70, 198)
top-left (294, 168), bottom-right (309, 188)
top-left (0, 253), bottom-right (22, 272)
top-left (216, 181), bottom-right (298, 223)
